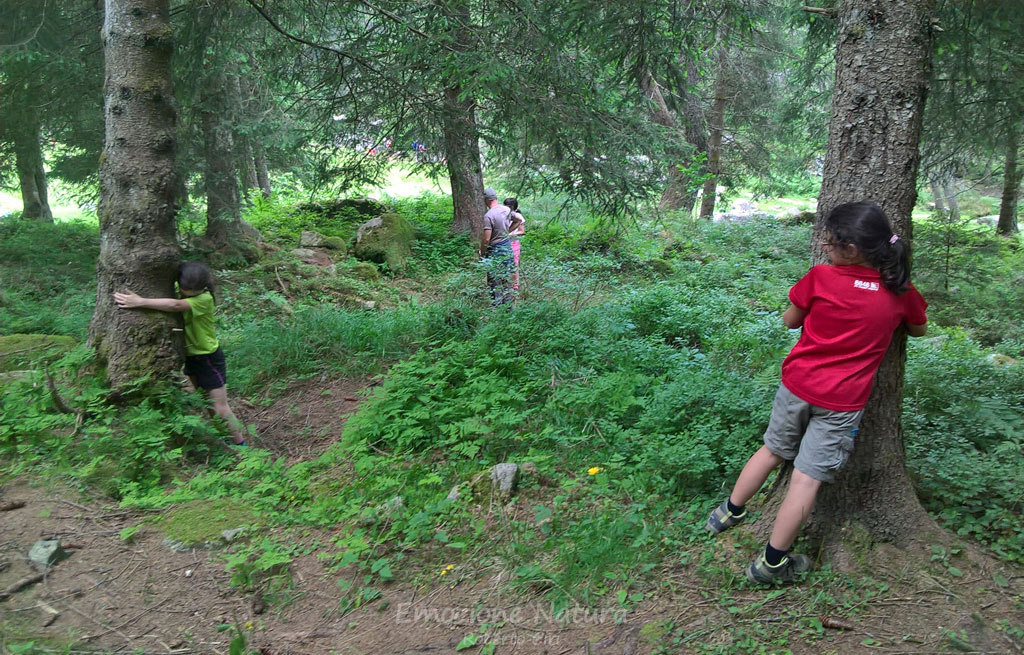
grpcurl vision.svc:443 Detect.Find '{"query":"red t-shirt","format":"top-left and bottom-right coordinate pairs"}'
top-left (781, 264), bottom-right (928, 411)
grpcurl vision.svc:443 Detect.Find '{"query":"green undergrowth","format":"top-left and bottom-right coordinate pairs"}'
top-left (2, 197), bottom-right (1024, 639)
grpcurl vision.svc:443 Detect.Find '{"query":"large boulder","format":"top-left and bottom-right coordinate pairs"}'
top-left (352, 212), bottom-right (415, 273)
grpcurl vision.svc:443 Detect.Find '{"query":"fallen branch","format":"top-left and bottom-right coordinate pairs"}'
top-left (45, 367), bottom-right (77, 415)
top-left (0, 501), bottom-right (26, 512)
top-left (803, 6), bottom-right (838, 17)
top-left (0, 573), bottom-right (46, 601)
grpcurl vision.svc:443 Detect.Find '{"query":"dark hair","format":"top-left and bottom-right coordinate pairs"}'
top-left (503, 197), bottom-right (519, 212)
top-left (177, 261), bottom-right (216, 301)
top-left (824, 201), bottom-right (910, 294)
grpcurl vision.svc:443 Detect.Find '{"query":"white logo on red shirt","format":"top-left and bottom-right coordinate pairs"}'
top-left (854, 280), bottom-right (880, 291)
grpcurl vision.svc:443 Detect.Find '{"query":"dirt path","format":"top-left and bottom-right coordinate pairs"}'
top-left (2, 377), bottom-right (1023, 655)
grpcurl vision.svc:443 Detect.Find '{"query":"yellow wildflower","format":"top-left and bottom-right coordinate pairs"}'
top-left (587, 467), bottom-right (602, 476)
top-left (446, 564), bottom-right (455, 570)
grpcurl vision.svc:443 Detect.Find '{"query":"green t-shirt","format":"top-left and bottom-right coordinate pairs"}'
top-left (183, 291), bottom-right (219, 356)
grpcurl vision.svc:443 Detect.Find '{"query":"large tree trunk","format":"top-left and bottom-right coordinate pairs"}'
top-left (442, 83), bottom-right (485, 239)
top-left (929, 176), bottom-right (945, 213)
top-left (88, 0), bottom-right (182, 389)
top-left (11, 117), bottom-right (53, 222)
top-left (639, 62), bottom-right (707, 213)
top-left (800, 0), bottom-right (939, 550)
top-left (698, 50), bottom-right (728, 220)
top-left (942, 178), bottom-right (959, 220)
top-left (201, 78), bottom-right (259, 257)
top-left (997, 120), bottom-right (1021, 236)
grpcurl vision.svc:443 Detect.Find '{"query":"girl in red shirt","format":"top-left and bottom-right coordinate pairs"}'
top-left (705, 201), bottom-right (928, 584)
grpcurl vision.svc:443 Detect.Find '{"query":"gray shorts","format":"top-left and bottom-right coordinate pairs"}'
top-left (763, 384), bottom-right (863, 483)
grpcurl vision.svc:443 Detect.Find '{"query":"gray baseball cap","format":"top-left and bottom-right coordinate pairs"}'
top-left (483, 188), bottom-right (498, 200)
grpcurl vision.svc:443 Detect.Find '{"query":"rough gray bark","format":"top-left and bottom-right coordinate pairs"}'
top-left (640, 63), bottom-right (707, 213)
top-left (201, 78), bottom-right (259, 257)
top-left (942, 178), bottom-right (959, 220)
top-left (929, 177), bottom-right (945, 213)
top-left (699, 50), bottom-right (728, 220)
top-left (997, 121), bottom-right (1021, 235)
top-left (255, 148), bottom-right (271, 198)
top-left (229, 71), bottom-right (259, 203)
top-left (443, 83), bottom-right (486, 239)
top-left (88, 0), bottom-right (182, 389)
top-left (12, 117), bottom-right (53, 222)
top-left (440, 2), bottom-right (485, 239)
top-left (807, 0), bottom-right (939, 548)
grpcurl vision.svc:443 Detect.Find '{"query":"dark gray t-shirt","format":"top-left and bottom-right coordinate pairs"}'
top-left (483, 205), bottom-right (512, 246)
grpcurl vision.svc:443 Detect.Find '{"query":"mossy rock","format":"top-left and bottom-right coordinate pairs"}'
top-left (352, 212), bottom-right (415, 273)
top-left (0, 334), bottom-right (77, 372)
top-left (322, 236), bottom-right (347, 251)
top-left (649, 258), bottom-right (674, 276)
top-left (158, 498), bottom-right (261, 548)
top-left (349, 262), bottom-right (381, 281)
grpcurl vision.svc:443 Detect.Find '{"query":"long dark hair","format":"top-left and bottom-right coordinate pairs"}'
top-left (177, 261), bottom-right (216, 301)
top-left (825, 201), bottom-right (910, 294)
top-left (503, 197), bottom-right (519, 212)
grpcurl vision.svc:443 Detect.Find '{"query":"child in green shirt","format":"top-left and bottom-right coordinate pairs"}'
top-left (113, 261), bottom-right (246, 445)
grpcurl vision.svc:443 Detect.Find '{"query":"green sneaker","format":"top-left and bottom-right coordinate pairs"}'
top-left (705, 500), bottom-right (747, 535)
top-left (745, 552), bottom-right (812, 585)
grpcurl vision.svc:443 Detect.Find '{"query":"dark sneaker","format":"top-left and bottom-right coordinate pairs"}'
top-left (745, 552), bottom-right (812, 585)
top-left (705, 500), bottom-right (747, 535)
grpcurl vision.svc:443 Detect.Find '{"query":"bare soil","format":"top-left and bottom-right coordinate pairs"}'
top-left (2, 379), bottom-right (1023, 655)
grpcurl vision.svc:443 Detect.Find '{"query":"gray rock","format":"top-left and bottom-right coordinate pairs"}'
top-left (355, 216), bottom-right (384, 243)
top-left (28, 540), bottom-right (68, 571)
top-left (290, 247), bottom-right (316, 260)
top-left (300, 230), bottom-right (325, 247)
top-left (359, 300), bottom-right (377, 310)
top-left (221, 528), bottom-right (247, 543)
top-left (490, 463), bottom-right (520, 499)
top-left (446, 485), bottom-right (461, 501)
top-left (162, 537), bottom-right (221, 553)
top-left (976, 215), bottom-right (999, 228)
top-left (985, 353), bottom-right (1019, 367)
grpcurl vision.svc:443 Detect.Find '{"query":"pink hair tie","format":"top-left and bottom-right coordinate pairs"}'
top-left (889, 234), bottom-right (899, 244)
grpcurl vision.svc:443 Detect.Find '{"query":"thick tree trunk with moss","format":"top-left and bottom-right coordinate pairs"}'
top-left (12, 117), bottom-right (53, 222)
top-left (758, 0), bottom-right (938, 554)
top-left (201, 78), bottom-right (259, 259)
top-left (787, 0), bottom-right (939, 551)
top-left (997, 120), bottom-right (1021, 236)
top-left (88, 0), bottom-right (182, 389)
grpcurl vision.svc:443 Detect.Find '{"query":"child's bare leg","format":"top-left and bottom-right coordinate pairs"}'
top-left (730, 445), bottom-right (784, 507)
top-left (768, 468), bottom-right (821, 551)
top-left (208, 386), bottom-right (246, 444)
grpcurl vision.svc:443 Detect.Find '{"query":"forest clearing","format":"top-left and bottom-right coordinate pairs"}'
top-left (2, 1), bottom-right (1024, 654)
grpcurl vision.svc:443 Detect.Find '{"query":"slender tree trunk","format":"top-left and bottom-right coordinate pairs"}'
top-left (997, 120), bottom-right (1021, 235)
top-left (238, 135), bottom-right (259, 204)
top-left (929, 176), bottom-right (945, 213)
top-left (255, 148), bottom-right (271, 198)
top-left (12, 118), bottom-right (53, 222)
top-left (797, 0), bottom-right (939, 550)
top-left (88, 0), bottom-right (182, 389)
top-left (639, 63), bottom-right (707, 213)
top-left (201, 78), bottom-right (258, 256)
top-left (699, 50), bottom-right (728, 220)
top-left (942, 179), bottom-right (959, 220)
top-left (229, 71), bottom-right (259, 203)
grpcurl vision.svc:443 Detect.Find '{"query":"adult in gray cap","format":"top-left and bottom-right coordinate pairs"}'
top-left (480, 187), bottom-right (523, 305)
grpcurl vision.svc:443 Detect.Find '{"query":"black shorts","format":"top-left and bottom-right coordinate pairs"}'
top-left (184, 347), bottom-right (227, 390)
